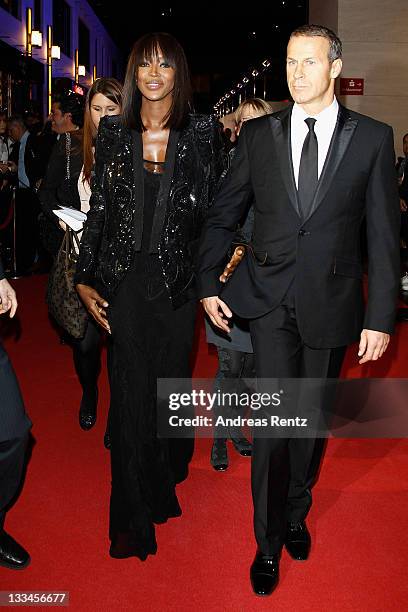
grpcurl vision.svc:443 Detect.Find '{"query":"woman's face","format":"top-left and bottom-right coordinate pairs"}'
top-left (136, 48), bottom-right (175, 103)
top-left (236, 107), bottom-right (266, 136)
top-left (90, 93), bottom-right (121, 131)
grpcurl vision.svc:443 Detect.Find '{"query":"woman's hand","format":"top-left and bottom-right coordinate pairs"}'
top-left (76, 283), bottom-right (111, 333)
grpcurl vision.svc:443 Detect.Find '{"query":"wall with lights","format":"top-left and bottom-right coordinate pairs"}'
top-left (214, 60), bottom-right (282, 118)
top-left (0, 0), bottom-right (122, 118)
top-left (310, 0), bottom-right (408, 155)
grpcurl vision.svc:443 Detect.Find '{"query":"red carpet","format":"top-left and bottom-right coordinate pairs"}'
top-left (1, 274), bottom-right (408, 611)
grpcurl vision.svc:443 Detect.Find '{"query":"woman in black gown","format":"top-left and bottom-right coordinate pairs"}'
top-left (75, 32), bottom-right (225, 560)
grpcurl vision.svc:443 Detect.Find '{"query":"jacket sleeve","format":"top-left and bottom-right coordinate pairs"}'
top-left (74, 127), bottom-right (107, 287)
top-left (364, 125), bottom-right (401, 333)
top-left (38, 136), bottom-right (67, 225)
top-left (197, 122), bottom-right (254, 298)
top-left (0, 257), bottom-right (5, 281)
top-left (208, 117), bottom-right (228, 205)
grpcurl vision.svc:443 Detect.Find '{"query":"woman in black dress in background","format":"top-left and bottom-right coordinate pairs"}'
top-left (75, 32), bottom-right (225, 560)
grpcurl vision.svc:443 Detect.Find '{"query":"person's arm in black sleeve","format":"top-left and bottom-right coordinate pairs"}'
top-left (197, 122), bottom-right (254, 299)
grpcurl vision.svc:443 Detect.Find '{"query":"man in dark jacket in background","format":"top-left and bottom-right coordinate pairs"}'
top-left (0, 257), bottom-right (31, 569)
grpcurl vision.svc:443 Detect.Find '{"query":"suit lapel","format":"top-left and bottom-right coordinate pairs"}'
top-left (268, 107), bottom-right (300, 217)
top-left (305, 104), bottom-right (358, 221)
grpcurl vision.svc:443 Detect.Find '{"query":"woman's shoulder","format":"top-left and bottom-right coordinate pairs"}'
top-left (96, 115), bottom-right (130, 157)
top-left (184, 113), bottom-right (224, 161)
top-left (186, 113), bottom-right (220, 133)
top-left (184, 113), bottom-right (222, 143)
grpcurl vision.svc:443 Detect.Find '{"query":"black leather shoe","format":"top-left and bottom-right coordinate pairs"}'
top-left (230, 436), bottom-right (252, 456)
top-left (250, 550), bottom-right (280, 596)
top-left (0, 531), bottom-right (30, 570)
top-left (79, 387), bottom-right (98, 431)
top-left (285, 521), bottom-right (311, 560)
top-left (210, 439), bottom-right (228, 471)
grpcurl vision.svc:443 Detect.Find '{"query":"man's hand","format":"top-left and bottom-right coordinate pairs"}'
top-left (400, 198), bottom-right (407, 212)
top-left (0, 278), bottom-right (17, 318)
top-left (6, 161), bottom-right (17, 174)
top-left (358, 329), bottom-right (390, 364)
top-left (201, 296), bottom-right (232, 333)
top-left (76, 283), bottom-right (110, 334)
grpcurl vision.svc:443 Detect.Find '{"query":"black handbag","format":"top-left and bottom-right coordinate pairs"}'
top-left (46, 228), bottom-right (88, 339)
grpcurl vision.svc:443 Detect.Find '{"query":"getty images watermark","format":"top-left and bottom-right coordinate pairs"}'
top-left (157, 378), bottom-right (408, 439)
top-left (167, 389), bottom-right (308, 430)
top-left (157, 379), bottom-right (322, 439)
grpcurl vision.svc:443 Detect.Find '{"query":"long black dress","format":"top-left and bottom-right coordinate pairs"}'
top-left (108, 161), bottom-right (196, 560)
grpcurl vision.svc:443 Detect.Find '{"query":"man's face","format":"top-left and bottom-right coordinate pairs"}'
top-left (50, 103), bottom-right (70, 133)
top-left (8, 122), bottom-right (24, 142)
top-left (286, 35), bottom-right (342, 111)
top-left (403, 136), bottom-right (408, 157)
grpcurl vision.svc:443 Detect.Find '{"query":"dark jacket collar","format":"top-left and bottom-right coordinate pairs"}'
top-left (268, 102), bottom-right (358, 221)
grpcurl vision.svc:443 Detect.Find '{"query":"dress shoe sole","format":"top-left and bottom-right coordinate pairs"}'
top-left (286, 552), bottom-right (309, 561)
top-left (284, 544), bottom-right (310, 561)
top-left (250, 575), bottom-right (279, 597)
top-left (0, 556), bottom-right (31, 570)
top-left (211, 464), bottom-right (228, 471)
top-left (237, 450), bottom-right (252, 456)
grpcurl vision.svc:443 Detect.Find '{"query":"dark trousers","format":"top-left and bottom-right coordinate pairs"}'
top-left (249, 304), bottom-right (346, 555)
top-left (72, 318), bottom-right (102, 395)
top-left (0, 434), bottom-right (28, 531)
top-left (15, 188), bottom-right (40, 273)
top-left (213, 347), bottom-right (255, 439)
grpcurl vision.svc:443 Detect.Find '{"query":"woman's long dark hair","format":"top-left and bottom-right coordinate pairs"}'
top-left (83, 77), bottom-right (123, 184)
top-left (121, 32), bottom-right (192, 131)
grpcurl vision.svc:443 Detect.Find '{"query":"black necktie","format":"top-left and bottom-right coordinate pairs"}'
top-left (298, 117), bottom-right (318, 220)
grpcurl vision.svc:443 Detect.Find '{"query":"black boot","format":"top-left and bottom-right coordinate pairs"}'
top-left (230, 434), bottom-right (252, 456)
top-left (210, 438), bottom-right (228, 471)
top-left (79, 386), bottom-right (98, 430)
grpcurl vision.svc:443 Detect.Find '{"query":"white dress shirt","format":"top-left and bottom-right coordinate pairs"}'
top-left (77, 165), bottom-right (91, 215)
top-left (18, 130), bottom-right (30, 188)
top-left (291, 97), bottom-right (339, 188)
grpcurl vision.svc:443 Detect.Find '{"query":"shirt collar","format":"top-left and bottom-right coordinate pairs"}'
top-left (292, 97), bottom-right (339, 124)
top-left (19, 130), bottom-right (30, 145)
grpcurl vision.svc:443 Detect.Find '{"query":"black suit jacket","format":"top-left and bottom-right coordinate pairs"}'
top-left (39, 131), bottom-right (83, 220)
top-left (198, 103), bottom-right (400, 349)
top-left (0, 258), bottom-right (32, 442)
top-left (9, 133), bottom-right (42, 188)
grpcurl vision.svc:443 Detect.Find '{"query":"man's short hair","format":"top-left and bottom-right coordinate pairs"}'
top-left (8, 114), bottom-right (26, 129)
top-left (53, 91), bottom-right (85, 128)
top-left (290, 24), bottom-right (343, 62)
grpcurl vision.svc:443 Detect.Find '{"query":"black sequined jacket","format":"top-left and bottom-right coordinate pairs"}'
top-left (74, 114), bottom-right (226, 308)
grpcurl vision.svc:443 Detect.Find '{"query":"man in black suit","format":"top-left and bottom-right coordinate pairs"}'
top-left (199, 25), bottom-right (400, 596)
top-left (7, 115), bottom-right (42, 274)
top-left (0, 259), bottom-right (31, 569)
